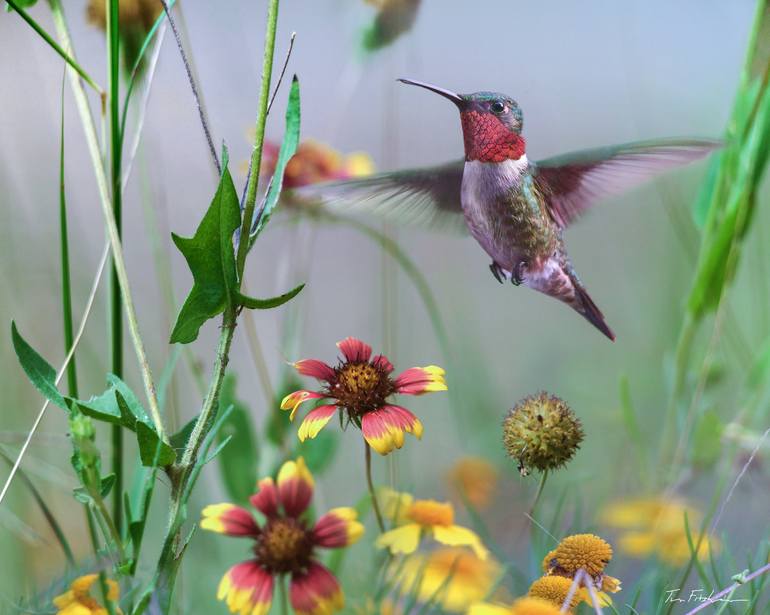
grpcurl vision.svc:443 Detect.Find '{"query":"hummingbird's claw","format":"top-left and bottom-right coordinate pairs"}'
top-left (489, 262), bottom-right (505, 284)
top-left (511, 261), bottom-right (528, 286)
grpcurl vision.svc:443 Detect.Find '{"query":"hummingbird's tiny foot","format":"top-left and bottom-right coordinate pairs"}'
top-left (489, 262), bottom-right (505, 284)
top-left (511, 261), bottom-right (528, 286)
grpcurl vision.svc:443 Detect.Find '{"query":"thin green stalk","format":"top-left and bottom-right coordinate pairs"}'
top-left (107, 0), bottom-right (125, 536)
top-left (237, 0), bottom-right (280, 276)
top-left (529, 470), bottom-right (549, 520)
top-left (6, 0), bottom-right (104, 96)
top-left (278, 576), bottom-right (288, 615)
top-left (365, 442), bottom-right (386, 533)
top-left (48, 0), bottom-right (165, 439)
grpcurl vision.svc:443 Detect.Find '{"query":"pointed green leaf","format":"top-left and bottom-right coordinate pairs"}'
top-left (136, 421), bottom-right (176, 467)
top-left (251, 76), bottom-right (301, 239)
top-left (235, 283), bottom-right (305, 310)
top-left (170, 416), bottom-right (198, 452)
top-left (11, 321), bottom-right (66, 410)
top-left (215, 374), bottom-right (258, 504)
top-left (170, 150), bottom-right (241, 344)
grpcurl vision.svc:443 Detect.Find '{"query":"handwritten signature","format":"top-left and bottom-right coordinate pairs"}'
top-left (664, 588), bottom-right (749, 605)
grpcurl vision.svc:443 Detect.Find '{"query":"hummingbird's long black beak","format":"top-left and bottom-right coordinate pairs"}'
top-left (397, 78), bottom-right (464, 108)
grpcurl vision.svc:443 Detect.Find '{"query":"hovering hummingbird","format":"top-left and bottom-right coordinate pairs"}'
top-left (301, 79), bottom-right (718, 340)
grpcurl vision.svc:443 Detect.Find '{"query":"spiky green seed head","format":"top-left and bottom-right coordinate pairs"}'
top-left (502, 392), bottom-right (584, 475)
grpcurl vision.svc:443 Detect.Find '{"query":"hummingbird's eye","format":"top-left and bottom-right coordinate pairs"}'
top-left (491, 101), bottom-right (506, 114)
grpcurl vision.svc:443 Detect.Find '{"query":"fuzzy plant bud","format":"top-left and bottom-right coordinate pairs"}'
top-left (502, 392), bottom-right (584, 475)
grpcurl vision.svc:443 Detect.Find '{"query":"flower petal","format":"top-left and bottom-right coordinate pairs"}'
top-left (371, 354), bottom-right (394, 373)
top-left (313, 507), bottom-right (365, 548)
top-left (432, 525), bottom-right (489, 559)
top-left (290, 562), bottom-right (344, 615)
top-left (361, 406), bottom-right (423, 455)
top-left (277, 457), bottom-right (315, 517)
top-left (201, 503), bottom-right (260, 537)
top-left (280, 390), bottom-right (325, 421)
top-left (337, 337), bottom-right (372, 363)
top-left (217, 560), bottom-right (273, 615)
top-left (293, 359), bottom-right (336, 381)
top-left (250, 478), bottom-right (279, 519)
top-left (467, 604), bottom-right (512, 615)
top-left (297, 405), bottom-right (338, 442)
top-left (394, 365), bottom-right (447, 395)
top-left (375, 523), bottom-right (422, 555)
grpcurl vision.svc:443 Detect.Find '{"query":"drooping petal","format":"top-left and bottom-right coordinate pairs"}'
top-left (371, 353), bottom-right (394, 373)
top-left (277, 457), bottom-right (315, 517)
top-left (217, 560), bottom-right (273, 615)
top-left (297, 405), bottom-right (338, 442)
top-left (337, 337), bottom-right (372, 363)
top-left (280, 390), bottom-right (325, 421)
top-left (250, 478), bottom-right (279, 519)
top-left (394, 365), bottom-right (447, 395)
top-left (313, 507), bottom-right (365, 548)
top-left (361, 406), bottom-right (423, 455)
top-left (290, 562), bottom-right (344, 615)
top-left (201, 503), bottom-right (260, 537)
top-left (375, 523), bottom-right (422, 555)
top-left (432, 525), bottom-right (489, 560)
top-left (293, 359), bottom-right (336, 382)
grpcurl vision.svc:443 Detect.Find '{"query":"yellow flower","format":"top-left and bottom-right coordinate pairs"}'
top-left (546, 533), bottom-right (613, 577)
top-left (469, 596), bottom-right (562, 615)
top-left (391, 547), bottom-right (500, 612)
top-left (600, 497), bottom-right (720, 566)
top-left (447, 456), bottom-right (498, 509)
top-left (53, 574), bottom-right (122, 615)
top-left (528, 576), bottom-right (582, 613)
top-left (375, 496), bottom-right (488, 558)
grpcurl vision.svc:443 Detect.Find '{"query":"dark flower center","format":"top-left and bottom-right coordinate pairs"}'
top-left (331, 362), bottom-right (394, 418)
top-left (254, 518), bottom-right (313, 574)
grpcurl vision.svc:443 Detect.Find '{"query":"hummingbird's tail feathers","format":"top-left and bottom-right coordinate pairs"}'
top-left (572, 283), bottom-right (615, 341)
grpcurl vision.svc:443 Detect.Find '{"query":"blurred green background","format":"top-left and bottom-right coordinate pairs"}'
top-left (1, 1), bottom-right (769, 613)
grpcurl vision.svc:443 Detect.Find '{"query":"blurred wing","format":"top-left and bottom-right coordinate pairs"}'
top-left (534, 139), bottom-right (720, 228)
top-left (294, 159), bottom-right (466, 233)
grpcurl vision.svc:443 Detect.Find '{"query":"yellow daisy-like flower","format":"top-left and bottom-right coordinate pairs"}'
top-left (528, 576), bottom-right (582, 612)
top-left (469, 596), bottom-right (563, 615)
top-left (546, 533), bottom-right (613, 577)
top-left (391, 548), bottom-right (500, 612)
top-left (447, 456), bottom-right (498, 509)
top-left (600, 497), bottom-right (720, 566)
top-left (375, 496), bottom-right (488, 559)
top-left (53, 574), bottom-right (122, 615)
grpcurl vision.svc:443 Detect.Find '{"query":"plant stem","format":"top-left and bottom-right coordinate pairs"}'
top-left (278, 575), bottom-right (289, 615)
top-left (107, 0), bottom-right (125, 538)
top-left (365, 442), bottom-right (386, 533)
top-left (236, 0), bottom-right (280, 277)
top-left (48, 0), bottom-right (165, 439)
top-left (529, 470), bottom-right (549, 520)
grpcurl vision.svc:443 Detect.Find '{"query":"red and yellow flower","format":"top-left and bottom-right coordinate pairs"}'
top-left (281, 337), bottom-right (446, 455)
top-left (53, 574), bottom-right (122, 615)
top-left (375, 493), bottom-right (488, 559)
top-left (201, 458), bottom-right (364, 615)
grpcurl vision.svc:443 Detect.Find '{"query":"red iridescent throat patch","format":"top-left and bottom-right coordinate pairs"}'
top-left (461, 110), bottom-right (526, 162)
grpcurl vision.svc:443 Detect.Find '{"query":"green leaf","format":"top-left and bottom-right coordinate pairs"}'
top-left (11, 321), bottom-right (66, 410)
top-left (215, 374), bottom-right (258, 504)
top-left (251, 76), bottom-right (301, 239)
top-left (170, 149), bottom-right (241, 344)
top-left (691, 410), bottom-right (724, 469)
top-left (170, 416), bottom-right (198, 452)
top-left (235, 283), bottom-right (305, 310)
top-left (296, 428), bottom-right (338, 476)
top-left (136, 421), bottom-right (176, 467)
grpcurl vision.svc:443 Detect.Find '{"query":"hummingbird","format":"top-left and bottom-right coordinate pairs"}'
top-left (300, 79), bottom-right (718, 340)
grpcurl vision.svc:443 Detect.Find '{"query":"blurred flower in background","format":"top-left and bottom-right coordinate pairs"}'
top-left (86, 0), bottom-right (162, 74)
top-left (53, 574), bottom-right (122, 615)
top-left (201, 458), bottom-right (363, 615)
top-left (375, 493), bottom-right (488, 558)
top-left (281, 337), bottom-right (446, 455)
top-left (469, 596), bottom-right (562, 615)
top-left (361, 0), bottom-right (422, 53)
top-left (390, 547), bottom-right (501, 612)
top-left (447, 456), bottom-right (499, 510)
top-left (260, 139), bottom-right (375, 189)
top-left (600, 497), bottom-right (721, 565)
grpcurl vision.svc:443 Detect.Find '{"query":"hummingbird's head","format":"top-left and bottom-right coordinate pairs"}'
top-left (398, 78), bottom-right (525, 163)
